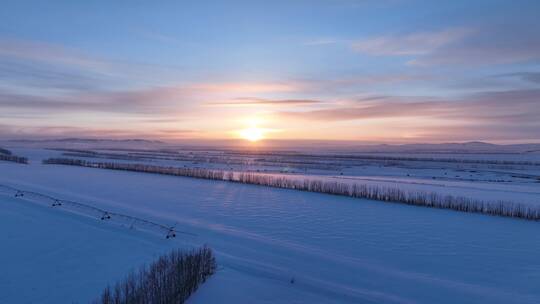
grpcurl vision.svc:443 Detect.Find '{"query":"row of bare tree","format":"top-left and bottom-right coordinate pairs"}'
top-left (235, 172), bottom-right (540, 219)
top-left (298, 153), bottom-right (540, 166)
top-left (0, 148), bottom-right (28, 164)
top-left (95, 246), bottom-right (216, 304)
top-left (0, 147), bottom-right (12, 155)
top-left (43, 158), bottom-right (540, 221)
top-left (43, 158), bottom-right (226, 180)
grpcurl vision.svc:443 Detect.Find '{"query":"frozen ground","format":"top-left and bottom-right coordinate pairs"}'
top-left (2, 149), bottom-right (540, 303)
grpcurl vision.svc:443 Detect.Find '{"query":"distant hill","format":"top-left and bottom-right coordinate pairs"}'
top-left (2, 138), bottom-right (165, 149)
top-left (234, 140), bottom-right (540, 154)
top-left (343, 142), bottom-right (540, 154)
top-left (7, 138), bottom-right (164, 144)
top-left (2, 138), bottom-right (540, 154)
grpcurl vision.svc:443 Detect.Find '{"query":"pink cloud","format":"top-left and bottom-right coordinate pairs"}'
top-left (206, 97), bottom-right (322, 106)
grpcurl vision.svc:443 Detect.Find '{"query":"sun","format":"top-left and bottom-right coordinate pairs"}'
top-left (240, 126), bottom-right (264, 142)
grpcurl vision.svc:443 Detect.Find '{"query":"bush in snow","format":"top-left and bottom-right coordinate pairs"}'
top-left (94, 246), bottom-right (216, 304)
top-left (43, 158), bottom-right (540, 221)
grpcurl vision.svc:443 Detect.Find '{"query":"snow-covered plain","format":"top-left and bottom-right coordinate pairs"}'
top-left (1, 148), bottom-right (540, 303)
top-left (0, 190), bottom-right (176, 303)
top-left (33, 145), bottom-right (540, 205)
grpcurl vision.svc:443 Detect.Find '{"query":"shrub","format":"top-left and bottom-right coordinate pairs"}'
top-left (94, 246), bottom-right (216, 304)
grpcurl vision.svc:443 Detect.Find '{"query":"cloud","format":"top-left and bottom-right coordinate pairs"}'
top-left (280, 100), bottom-right (443, 121)
top-left (0, 39), bottom-right (111, 72)
top-left (278, 89), bottom-right (540, 142)
top-left (519, 72), bottom-right (540, 84)
top-left (279, 89), bottom-right (540, 123)
top-left (136, 29), bottom-right (185, 45)
top-left (0, 38), bottom-right (199, 94)
top-left (0, 60), bottom-right (106, 91)
top-left (207, 97), bottom-right (322, 106)
top-left (0, 39), bottom-right (121, 93)
top-left (495, 72), bottom-right (540, 84)
top-left (352, 28), bottom-right (471, 56)
top-left (0, 79), bottom-right (311, 116)
top-left (190, 82), bottom-right (303, 94)
top-left (304, 38), bottom-right (340, 46)
top-left (0, 125), bottom-right (134, 139)
top-left (407, 26), bottom-right (540, 66)
top-left (355, 95), bottom-right (389, 102)
top-left (0, 87), bottom-right (185, 114)
top-left (0, 81), bottom-right (231, 120)
top-left (0, 124), bottom-right (201, 140)
top-left (277, 73), bottom-right (437, 95)
top-left (155, 129), bottom-right (200, 138)
top-left (352, 25), bottom-right (540, 66)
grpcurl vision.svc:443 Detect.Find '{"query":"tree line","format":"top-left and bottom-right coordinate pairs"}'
top-left (0, 148), bottom-right (28, 164)
top-left (0, 147), bottom-right (12, 155)
top-left (43, 157), bottom-right (540, 221)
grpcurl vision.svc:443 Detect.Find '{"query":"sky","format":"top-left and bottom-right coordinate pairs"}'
top-left (1, 0), bottom-right (539, 144)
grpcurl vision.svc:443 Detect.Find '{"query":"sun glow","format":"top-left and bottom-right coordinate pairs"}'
top-left (240, 126), bottom-right (265, 142)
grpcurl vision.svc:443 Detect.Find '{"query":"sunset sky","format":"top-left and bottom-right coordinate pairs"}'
top-left (1, 0), bottom-right (539, 143)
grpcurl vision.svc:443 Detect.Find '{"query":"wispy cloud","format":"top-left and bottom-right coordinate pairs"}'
top-left (0, 120), bottom-right (203, 139)
top-left (0, 60), bottom-right (107, 92)
top-left (352, 28), bottom-right (471, 56)
top-left (0, 39), bottom-right (111, 72)
top-left (207, 97), bottom-right (322, 106)
top-left (494, 72), bottom-right (540, 84)
top-left (352, 25), bottom-right (540, 66)
top-left (136, 29), bottom-right (185, 45)
top-left (277, 89), bottom-right (540, 141)
top-left (0, 87), bottom-right (187, 114)
top-left (0, 37), bottom-right (197, 93)
top-left (407, 26), bottom-right (540, 66)
top-left (280, 99), bottom-right (442, 121)
top-left (190, 82), bottom-right (303, 94)
top-left (0, 79), bottom-right (313, 117)
top-left (279, 89), bottom-right (540, 123)
top-left (0, 125), bottom-right (132, 139)
top-left (304, 38), bottom-right (340, 46)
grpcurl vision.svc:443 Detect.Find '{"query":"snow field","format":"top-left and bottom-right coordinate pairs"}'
top-left (2, 158), bottom-right (540, 303)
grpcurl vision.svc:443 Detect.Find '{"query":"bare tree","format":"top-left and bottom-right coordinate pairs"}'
top-left (94, 246), bottom-right (216, 304)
